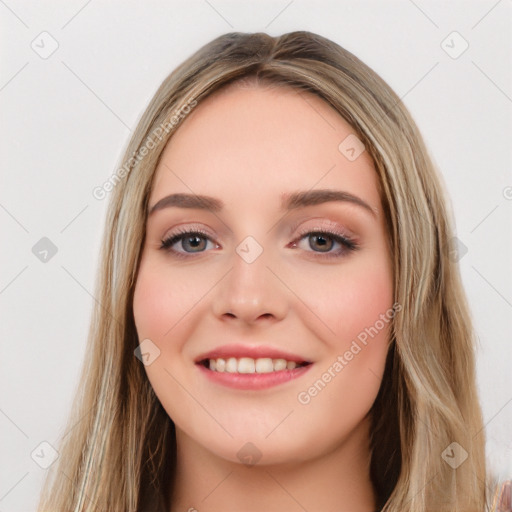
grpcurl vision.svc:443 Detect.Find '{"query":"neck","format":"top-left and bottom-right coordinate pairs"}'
top-left (170, 416), bottom-right (376, 512)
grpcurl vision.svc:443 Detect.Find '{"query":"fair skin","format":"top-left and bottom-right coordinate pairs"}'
top-left (133, 83), bottom-right (394, 512)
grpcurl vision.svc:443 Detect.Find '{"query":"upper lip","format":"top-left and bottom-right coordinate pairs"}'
top-left (194, 344), bottom-right (312, 364)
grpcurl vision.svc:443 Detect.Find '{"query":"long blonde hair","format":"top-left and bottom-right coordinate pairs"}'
top-left (38, 31), bottom-right (490, 511)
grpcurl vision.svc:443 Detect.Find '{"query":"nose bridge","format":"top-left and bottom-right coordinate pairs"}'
top-left (213, 234), bottom-right (288, 323)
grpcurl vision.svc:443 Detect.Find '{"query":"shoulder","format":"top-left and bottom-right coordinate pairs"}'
top-left (491, 480), bottom-right (511, 511)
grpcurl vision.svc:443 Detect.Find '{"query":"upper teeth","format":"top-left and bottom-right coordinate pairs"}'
top-left (208, 357), bottom-right (299, 373)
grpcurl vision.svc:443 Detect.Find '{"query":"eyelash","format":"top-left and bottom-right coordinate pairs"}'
top-left (159, 226), bottom-right (359, 261)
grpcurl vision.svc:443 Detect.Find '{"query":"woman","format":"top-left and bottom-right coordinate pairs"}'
top-left (38, 31), bottom-right (499, 511)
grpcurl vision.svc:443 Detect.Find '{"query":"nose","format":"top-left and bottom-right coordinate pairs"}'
top-left (212, 243), bottom-right (289, 326)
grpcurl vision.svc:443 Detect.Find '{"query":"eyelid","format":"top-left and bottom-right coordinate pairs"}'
top-left (161, 223), bottom-right (215, 241)
top-left (288, 218), bottom-right (359, 242)
top-left (161, 219), bottom-right (355, 243)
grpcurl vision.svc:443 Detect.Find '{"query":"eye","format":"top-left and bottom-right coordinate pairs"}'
top-left (291, 229), bottom-right (359, 260)
top-left (160, 228), bottom-right (218, 257)
top-left (159, 227), bottom-right (359, 260)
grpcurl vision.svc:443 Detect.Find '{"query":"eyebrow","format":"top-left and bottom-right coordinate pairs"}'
top-left (148, 189), bottom-right (377, 217)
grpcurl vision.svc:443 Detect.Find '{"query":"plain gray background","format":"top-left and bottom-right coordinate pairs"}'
top-left (1, 1), bottom-right (511, 510)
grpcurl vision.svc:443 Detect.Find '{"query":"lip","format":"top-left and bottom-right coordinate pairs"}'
top-left (196, 362), bottom-right (313, 390)
top-left (194, 344), bottom-right (313, 390)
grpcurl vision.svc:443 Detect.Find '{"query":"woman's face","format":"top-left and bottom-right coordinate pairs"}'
top-left (133, 83), bottom-right (394, 466)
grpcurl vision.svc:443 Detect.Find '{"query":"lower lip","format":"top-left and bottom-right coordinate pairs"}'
top-left (196, 363), bottom-right (313, 390)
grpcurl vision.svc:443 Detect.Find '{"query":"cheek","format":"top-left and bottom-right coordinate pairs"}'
top-left (133, 273), bottom-right (172, 340)
top-left (132, 259), bottom-right (218, 390)
top-left (132, 260), bottom-right (204, 341)
top-left (296, 255), bottom-right (394, 348)
top-left (295, 259), bottom-right (393, 423)
top-left (294, 254), bottom-right (393, 403)
top-left (132, 261), bottom-right (198, 424)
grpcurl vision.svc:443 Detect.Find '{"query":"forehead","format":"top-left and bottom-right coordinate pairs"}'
top-left (149, 85), bottom-right (380, 210)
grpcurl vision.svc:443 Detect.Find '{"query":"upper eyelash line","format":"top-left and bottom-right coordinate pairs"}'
top-left (159, 227), bottom-right (359, 257)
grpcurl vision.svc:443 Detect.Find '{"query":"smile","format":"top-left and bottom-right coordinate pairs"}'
top-left (196, 357), bottom-right (313, 390)
top-left (201, 357), bottom-right (310, 373)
